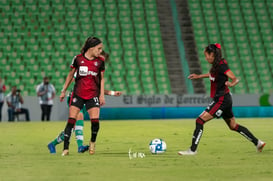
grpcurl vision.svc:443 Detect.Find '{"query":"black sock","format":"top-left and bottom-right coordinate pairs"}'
top-left (234, 124), bottom-right (258, 145)
top-left (91, 119), bottom-right (100, 142)
top-left (190, 117), bottom-right (205, 152)
top-left (63, 118), bottom-right (76, 150)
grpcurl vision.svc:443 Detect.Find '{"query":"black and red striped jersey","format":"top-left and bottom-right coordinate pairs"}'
top-left (70, 54), bottom-right (105, 99)
top-left (209, 59), bottom-right (230, 98)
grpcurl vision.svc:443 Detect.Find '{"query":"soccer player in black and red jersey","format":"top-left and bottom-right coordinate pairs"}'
top-left (59, 36), bottom-right (105, 156)
top-left (47, 51), bottom-right (122, 155)
top-left (178, 43), bottom-right (266, 155)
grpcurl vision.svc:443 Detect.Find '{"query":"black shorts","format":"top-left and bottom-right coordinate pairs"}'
top-left (70, 94), bottom-right (100, 111)
top-left (205, 93), bottom-right (234, 119)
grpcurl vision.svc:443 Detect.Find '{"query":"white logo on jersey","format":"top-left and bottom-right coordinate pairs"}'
top-left (94, 62), bottom-right (98, 66)
top-left (88, 71), bottom-right (98, 76)
top-left (215, 109), bottom-right (223, 117)
top-left (79, 66), bottom-right (88, 76)
top-left (73, 98), bottom-right (77, 103)
top-left (81, 61), bottom-right (84, 63)
top-left (79, 66), bottom-right (98, 76)
top-left (207, 101), bottom-right (214, 110)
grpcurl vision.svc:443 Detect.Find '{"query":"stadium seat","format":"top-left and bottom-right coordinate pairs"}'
top-left (0, 0), bottom-right (169, 95)
top-left (189, 0), bottom-right (273, 93)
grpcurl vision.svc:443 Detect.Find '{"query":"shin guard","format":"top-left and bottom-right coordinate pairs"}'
top-left (91, 119), bottom-right (100, 142)
top-left (190, 117), bottom-right (205, 152)
top-left (233, 124), bottom-right (258, 145)
top-left (63, 118), bottom-right (76, 150)
top-left (75, 120), bottom-right (84, 147)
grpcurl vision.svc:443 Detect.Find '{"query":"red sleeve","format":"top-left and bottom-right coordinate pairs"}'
top-left (224, 69), bottom-right (231, 74)
top-left (220, 60), bottom-right (230, 74)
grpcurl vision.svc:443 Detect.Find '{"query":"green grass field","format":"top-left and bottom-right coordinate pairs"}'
top-left (0, 118), bottom-right (272, 181)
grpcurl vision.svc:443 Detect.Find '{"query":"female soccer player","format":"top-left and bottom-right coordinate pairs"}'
top-left (178, 43), bottom-right (266, 155)
top-left (47, 90), bottom-right (122, 154)
top-left (60, 36), bottom-right (105, 156)
top-left (48, 50), bottom-right (121, 154)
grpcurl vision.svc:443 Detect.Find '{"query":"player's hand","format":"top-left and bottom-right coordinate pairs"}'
top-left (114, 91), bottom-right (122, 96)
top-left (99, 95), bottom-right (105, 106)
top-left (225, 79), bottom-right (239, 87)
top-left (225, 81), bottom-right (231, 87)
top-left (188, 74), bottom-right (199, 79)
top-left (60, 92), bottom-right (66, 102)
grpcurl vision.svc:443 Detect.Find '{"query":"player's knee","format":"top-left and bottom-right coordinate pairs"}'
top-left (229, 123), bottom-right (239, 131)
top-left (196, 117), bottom-right (205, 125)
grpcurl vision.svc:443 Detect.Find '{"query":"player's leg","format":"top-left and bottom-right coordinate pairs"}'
top-left (178, 111), bottom-right (213, 155)
top-left (190, 111), bottom-right (213, 152)
top-left (178, 96), bottom-right (227, 156)
top-left (47, 131), bottom-right (65, 154)
top-left (223, 93), bottom-right (266, 152)
top-left (87, 107), bottom-right (100, 155)
top-left (62, 105), bottom-right (80, 156)
top-left (224, 117), bottom-right (266, 152)
top-left (75, 110), bottom-right (89, 153)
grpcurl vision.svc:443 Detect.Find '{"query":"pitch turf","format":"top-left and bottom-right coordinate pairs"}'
top-left (0, 118), bottom-right (272, 181)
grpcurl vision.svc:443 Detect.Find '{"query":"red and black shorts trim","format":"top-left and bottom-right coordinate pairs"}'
top-left (70, 94), bottom-right (100, 111)
top-left (205, 93), bottom-right (234, 119)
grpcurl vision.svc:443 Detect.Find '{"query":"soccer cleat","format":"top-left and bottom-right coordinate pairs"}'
top-left (47, 143), bottom-right (56, 154)
top-left (89, 142), bottom-right (96, 155)
top-left (256, 140), bottom-right (266, 152)
top-left (178, 149), bottom-right (197, 156)
top-left (78, 145), bottom-right (89, 153)
top-left (61, 149), bottom-right (69, 156)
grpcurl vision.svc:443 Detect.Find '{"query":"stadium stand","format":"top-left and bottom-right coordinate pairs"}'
top-left (188, 0), bottom-right (273, 94)
top-left (0, 0), bottom-right (171, 96)
top-left (1, 0), bottom-right (272, 96)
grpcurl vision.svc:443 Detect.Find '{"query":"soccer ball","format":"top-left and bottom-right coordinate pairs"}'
top-left (149, 138), bottom-right (167, 154)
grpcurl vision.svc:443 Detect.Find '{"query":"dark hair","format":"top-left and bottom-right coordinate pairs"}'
top-left (101, 50), bottom-right (109, 62)
top-left (205, 44), bottom-right (222, 74)
top-left (81, 36), bottom-right (102, 54)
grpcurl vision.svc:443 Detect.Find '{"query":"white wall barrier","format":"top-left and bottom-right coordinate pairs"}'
top-left (1, 94), bottom-right (272, 121)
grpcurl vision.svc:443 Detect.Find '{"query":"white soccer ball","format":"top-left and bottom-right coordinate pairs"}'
top-left (149, 138), bottom-right (167, 154)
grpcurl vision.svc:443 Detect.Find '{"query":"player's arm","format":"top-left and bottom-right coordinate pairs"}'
top-left (225, 70), bottom-right (239, 87)
top-left (60, 68), bottom-right (76, 102)
top-left (99, 71), bottom-right (105, 106)
top-left (104, 90), bottom-right (122, 96)
top-left (188, 73), bottom-right (210, 79)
